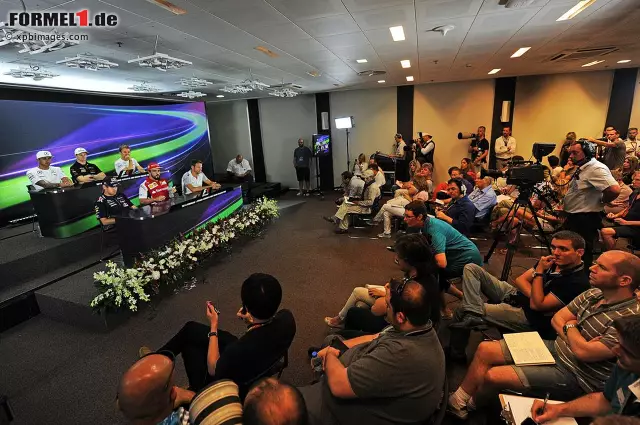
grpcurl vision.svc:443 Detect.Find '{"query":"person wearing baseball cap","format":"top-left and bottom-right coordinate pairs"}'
top-left (26, 151), bottom-right (73, 191)
top-left (70, 147), bottom-right (106, 184)
top-left (94, 177), bottom-right (136, 228)
top-left (138, 162), bottom-right (175, 205)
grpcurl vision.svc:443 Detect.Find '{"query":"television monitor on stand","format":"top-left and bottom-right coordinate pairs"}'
top-left (312, 134), bottom-right (331, 156)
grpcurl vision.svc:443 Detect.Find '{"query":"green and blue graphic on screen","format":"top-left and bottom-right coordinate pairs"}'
top-left (0, 100), bottom-right (213, 225)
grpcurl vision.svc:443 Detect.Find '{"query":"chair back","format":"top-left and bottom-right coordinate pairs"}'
top-left (26, 184), bottom-right (36, 191)
top-left (427, 374), bottom-right (448, 425)
top-left (371, 195), bottom-right (382, 215)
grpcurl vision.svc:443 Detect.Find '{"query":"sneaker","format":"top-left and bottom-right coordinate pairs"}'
top-left (377, 232), bottom-right (391, 239)
top-left (138, 346), bottom-right (153, 358)
top-left (304, 192), bottom-right (310, 197)
top-left (447, 393), bottom-right (469, 420)
top-left (386, 245), bottom-right (395, 252)
top-left (296, 191), bottom-right (303, 196)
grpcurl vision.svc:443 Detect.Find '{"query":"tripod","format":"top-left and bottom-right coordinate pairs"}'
top-left (484, 186), bottom-right (552, 281)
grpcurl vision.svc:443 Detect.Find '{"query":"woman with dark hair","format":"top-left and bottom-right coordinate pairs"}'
top-left (139, 273), bottom-right (296, 394)
top-left (460, 157), bottom-right (477, 181)
top-left (323, 234), bottom-right (439, 333)
top-left (621, 156), bottom-right (638, 185)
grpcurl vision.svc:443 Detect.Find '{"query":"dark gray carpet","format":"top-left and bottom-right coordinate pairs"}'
top-left (0, 193), bottom-right (543, 425)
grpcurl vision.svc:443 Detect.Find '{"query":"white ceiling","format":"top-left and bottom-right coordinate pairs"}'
top-left (0, 0), bottom-right (637, 102)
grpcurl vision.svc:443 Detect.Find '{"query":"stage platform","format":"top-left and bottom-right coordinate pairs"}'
top-left (0, 192), bottom-right (299, 333)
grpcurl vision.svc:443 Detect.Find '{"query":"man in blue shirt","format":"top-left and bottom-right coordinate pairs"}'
top-left (435, 179), bottom-right (476, 235)
top-left (468, 176), bottom-right (497, 220)
top-left (404, 201), bottom-right (483, 317)
top-left (530, 315), bottom-right (640, 423)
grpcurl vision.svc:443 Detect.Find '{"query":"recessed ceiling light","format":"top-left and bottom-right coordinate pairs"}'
top-left (488, 68), bottom-right (501, 75)
top-left (216, 95), bottom-right (224, 98)
top-left (389, 26), bottom-right (405, 42)
top-left (511, 47), bottom-right (531, 58)
top-left (406, 76), bottom-right (414, 82)
top-left (618, 60), bottom-right (631, 64)
top-left (582, 60), bottom-right (605, 67)
top-left (557, 0), bottom-right (596, 21)
top-left (378, 80), bottom-right (385, 83)
top-left (356, 59), bottom-right (368, 63)
top-left (400, 60), bottom-right (411, 68)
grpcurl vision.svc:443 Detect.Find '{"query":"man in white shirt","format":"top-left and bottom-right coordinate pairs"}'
top-left (181, 159), bottom-right (220, 195)
top-left (114, 144), bottom-right (146, 177)
top-left (369, 163), bottom-right (386, 188)
top-left (26, 150), bottom-right (73, 191)
top-left (416, 133), bottom-right (435, 166)
top-left (494, 126), bottom-right (516, 170)
top-left (391, 133), bottom-right (406, 158)
top-left (625, 127), bottom-right (638, 158)
top-left (226, 154), bottom-right (253, 182)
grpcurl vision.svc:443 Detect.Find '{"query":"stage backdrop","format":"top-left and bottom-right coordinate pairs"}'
top-left (0, 100), bottom-right (213, 226)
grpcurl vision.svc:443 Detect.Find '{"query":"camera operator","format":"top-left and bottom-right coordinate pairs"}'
top-left (468, 126), bottom-right (489, 173)
top-left (588, 127), bottom-right (626, 170)
top-left (495, 126), bottom-right (516, 170)
top-left (561, 140), bottom-right (620, 272)
top-left (415, 132), bottom-right (435, 166)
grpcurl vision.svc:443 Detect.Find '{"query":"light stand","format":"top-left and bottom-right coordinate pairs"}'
top-left (345, 128), bottom-right (351, 172)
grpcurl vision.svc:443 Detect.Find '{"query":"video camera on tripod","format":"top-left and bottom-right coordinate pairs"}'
top-left (481, 142), bottom-right (556, 187)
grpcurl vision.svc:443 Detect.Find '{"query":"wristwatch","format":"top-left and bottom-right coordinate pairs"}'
top-left (531, 270), bottom-right (544, 278)
top-left (207, 331), bottom-right (218, 338)
top-left (563, 323), bottom-right (578, 336)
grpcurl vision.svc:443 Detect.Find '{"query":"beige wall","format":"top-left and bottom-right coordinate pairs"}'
top-left (512, 71), bottom-right (613, 163)
top-left (206, 101), bottom-right (252, 175)
top-left (330, 87), bottom-right (397, 183)
top-left (630, 69), bottom-right (640, 131)
top-left (259, 95), bottom-right (317, 189)
top-left (413, 80), bottom-right (495, 184)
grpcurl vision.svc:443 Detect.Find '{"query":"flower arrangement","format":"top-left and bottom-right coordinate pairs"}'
top-left (90, 197), bottom-right (280, 312)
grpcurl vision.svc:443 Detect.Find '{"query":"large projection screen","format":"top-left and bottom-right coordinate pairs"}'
top-left (0, 100), bottom-right (213, 225)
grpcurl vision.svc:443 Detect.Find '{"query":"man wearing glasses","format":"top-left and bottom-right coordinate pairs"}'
top-left (300, 278), bottom-right (445, 425)
top-left (530, 315), bottom-right (640, 423)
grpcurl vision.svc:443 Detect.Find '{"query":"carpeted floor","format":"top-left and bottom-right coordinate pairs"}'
top-left (0, 192), bottom-right (545, 425)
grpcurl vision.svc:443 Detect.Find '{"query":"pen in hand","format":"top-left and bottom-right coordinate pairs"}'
top-left (536, 392), bottom-right (550, 416)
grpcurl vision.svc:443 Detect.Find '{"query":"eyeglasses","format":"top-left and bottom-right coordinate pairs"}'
top-left (391, 277), bottom-right (411, 297)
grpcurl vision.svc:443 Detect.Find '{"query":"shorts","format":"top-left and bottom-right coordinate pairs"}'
top-left (613, 225), bottom-right (640, 241)
top-left (295, 167), bottom-right (310, 182)
top-left (499, 339), bottom-right (584, 399)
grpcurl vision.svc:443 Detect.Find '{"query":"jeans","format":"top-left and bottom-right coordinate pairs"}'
top-left (460, 263), bottom-right (517, 316)
top-left (159, 321), bottom-right (238, 392)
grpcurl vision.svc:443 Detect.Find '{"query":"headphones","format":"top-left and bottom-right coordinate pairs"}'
top-left (575, 139), bottom-right (596, 161)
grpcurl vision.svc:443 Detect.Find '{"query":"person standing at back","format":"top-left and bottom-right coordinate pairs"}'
top-left (494, 126), bottom-right (516, 170)
top-left (294, 138), bottom-right (312, 196)
top-left (469, 126), bottom-right (489, 173)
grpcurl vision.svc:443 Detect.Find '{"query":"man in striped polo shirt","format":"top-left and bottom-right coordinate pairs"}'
top-left (448, 250), bottom-right (640, 420)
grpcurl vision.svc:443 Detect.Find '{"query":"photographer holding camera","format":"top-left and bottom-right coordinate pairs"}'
top-left (414, 132), bottom-right (435, 166)
top-left (468, 126), bottom-right (489, 173)
top-left (561, 140), bottom-right (620, 271)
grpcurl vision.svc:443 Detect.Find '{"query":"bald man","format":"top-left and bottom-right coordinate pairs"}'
top-left (117, 353), bottom-right (194, 425)
top-left (244, 378), bottom-right (308, 425)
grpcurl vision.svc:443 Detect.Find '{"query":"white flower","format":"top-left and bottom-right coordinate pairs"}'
top-left (152, 271), bottom-right (161, 280)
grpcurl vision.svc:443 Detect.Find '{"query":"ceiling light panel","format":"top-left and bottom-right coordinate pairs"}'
top-left (617, 60), bottom-right (631, 63)
top-left (557, 0), bottom-right (597, 21)
top-left (56, 54), bottom-right (118, 71)
top-left (389, 26), bottom-right (405, 41)
top-left (406, 76), bottom-right (414, 81)
top-left (488, 68), bottom-right (501, 74)
top-left (582, 60), bottom-right (604, 67)
top-left (356, 59), bottom-right (368, 63)
top-left (511, 47), bottom-right (531, 58)
top-left (400, 60), bottom-right (411, 68)
top-left (378, 80), bottom-right (385, 83)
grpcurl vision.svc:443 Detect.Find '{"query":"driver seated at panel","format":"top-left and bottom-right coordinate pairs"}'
top-left (138, 162), bottom-right (175, 205)
top-left (95, 177), bottom-right (136, 229)
top-left (26, 150), bottom-right (73, 191)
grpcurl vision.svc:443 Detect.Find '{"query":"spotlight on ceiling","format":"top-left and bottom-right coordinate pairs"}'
top-left (128, 35), bottom-right (192, 71)
top-left (176, 90), bottom-right (206, 99)
top-left (4, 65), bottom-right (58, 80)
top-left (56, 53), bottom-right (118, 71)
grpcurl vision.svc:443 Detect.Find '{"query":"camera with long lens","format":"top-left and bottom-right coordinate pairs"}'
top-left (481, 142), bottom-right (556, 187)
top-left (458, 132), bottom-right (477, 141)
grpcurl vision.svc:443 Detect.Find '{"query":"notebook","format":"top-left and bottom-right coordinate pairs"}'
top-left (503, 332), bottom-right (555, 366)
top-left (499, 394), bottom-right (577, 425)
